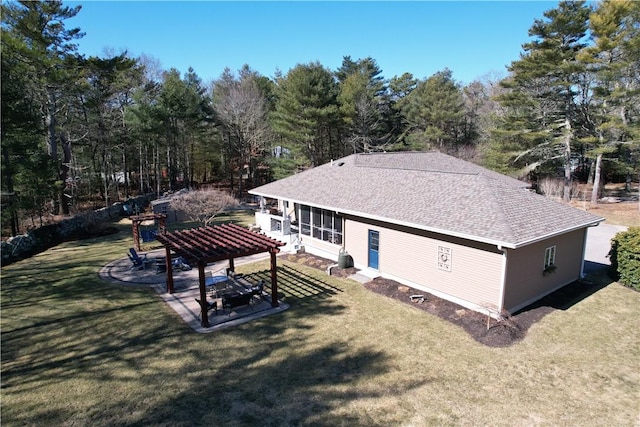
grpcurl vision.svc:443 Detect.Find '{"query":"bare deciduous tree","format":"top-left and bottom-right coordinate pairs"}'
top-left (212, 66), bottom-right (271, 192)
top-left (169, 189), bottom-right (238, 227)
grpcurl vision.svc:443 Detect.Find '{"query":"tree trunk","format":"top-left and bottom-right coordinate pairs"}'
top-left (58, 131), bottom-right (71, 215)
top-left (102, 148), bottom-right (110, 208)
top-left (590, 153), bottom-right (602, 207)
top-left (45, 92), bottom-right (58, 160)
top-left (563, 118), bottom-right (572, 203)
top-left (587, 158), bottom-right (595, 185)
top-left (123, 149), bottom-right (130, 198)
top-left (45, 92), bottom-right (60, 214)
top-left (2, 145), bottom-right (19, 236)
top-left (155, 143), bottom-right (161, 196)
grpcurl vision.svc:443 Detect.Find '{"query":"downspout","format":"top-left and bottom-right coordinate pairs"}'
top-left (339, 212), bottom-right (346, 252)
top-left (497, 245), bottom-right (508, 316)
top-left (580, 227), bottom-right (589, 278)
top-left (296, 203), bottom-right (302, 250)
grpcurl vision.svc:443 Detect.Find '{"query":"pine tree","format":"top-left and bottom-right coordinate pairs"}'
top-left (270, 62), bottom-right (340, 167)
top-left (1, 0), bottom-right (85, 214)
top-left (497, 1), bottom-right (592, 201)
top-left (336, 57), bottom-right (390, 153)
top-left (579, 0), bottom-right (640, 205)
top-left (401, 69), bottom-right (465, 152)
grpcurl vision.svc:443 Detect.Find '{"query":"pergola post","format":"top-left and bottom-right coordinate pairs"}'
top-left (270, 250), bottom-right (279, 308)
top-left (165, 246), bottom-right (174, 294)
top-left (132, 221), bottom-right (141, 252)
top-left (197, 262), bottom-right (209, 328)
top-left (154, 223), bottom-right (286, 326)
top-left (131, 213), bottom-right (167, 252)
top-left (157, 216), bottom-right (166, 235)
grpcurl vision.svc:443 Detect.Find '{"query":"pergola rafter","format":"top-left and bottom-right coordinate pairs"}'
top-left (155, 223), bottom-right (285, 327)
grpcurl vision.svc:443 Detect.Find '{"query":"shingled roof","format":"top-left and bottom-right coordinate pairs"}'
top-left (250, 152), bottom-right (604, 248)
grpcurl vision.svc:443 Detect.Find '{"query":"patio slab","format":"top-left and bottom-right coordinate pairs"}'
top-left (99, 249), bottom-right (289, 333)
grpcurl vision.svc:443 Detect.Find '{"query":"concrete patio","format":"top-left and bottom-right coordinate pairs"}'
top-left (99, 249), bottom-right (289, 333)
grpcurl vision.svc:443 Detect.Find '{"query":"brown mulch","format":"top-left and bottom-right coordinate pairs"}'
top-left (281, 252), bottom-right (608, 348)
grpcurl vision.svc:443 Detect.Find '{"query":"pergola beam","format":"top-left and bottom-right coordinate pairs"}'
top-left (130, 213), bottom-right (166, 252)
top-left (155, 223), bottom-right (285, 327)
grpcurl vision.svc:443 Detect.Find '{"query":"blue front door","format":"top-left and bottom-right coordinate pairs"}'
top-left (368, 230), bottom-right (379, 269)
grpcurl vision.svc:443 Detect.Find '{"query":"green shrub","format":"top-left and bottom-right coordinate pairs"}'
top-left (609, 226), bottom-right (640, 290)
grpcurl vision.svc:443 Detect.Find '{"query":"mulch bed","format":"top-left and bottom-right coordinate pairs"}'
top-left (281, 252), bottom-right (608, 348)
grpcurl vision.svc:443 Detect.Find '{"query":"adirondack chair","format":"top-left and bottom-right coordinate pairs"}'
top-left (128, 248), bottom-right (152, 270)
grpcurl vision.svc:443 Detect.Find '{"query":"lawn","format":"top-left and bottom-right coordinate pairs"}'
top-left (1, 220), bottom-right (639, 426)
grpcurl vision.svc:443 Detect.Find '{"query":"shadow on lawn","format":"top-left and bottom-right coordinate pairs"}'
top-left (125, 263), bottom-right (429, 426)
top-left (2, 249), bottom-right (427, 426)
top-left (516, 268), bottom-right (615, 315)
top-left (130, 342), bottom-right (430, 427)
top-left (243, 264), bottom-right (344, 304)
top-left (1, 277), bottom-right (176, 393)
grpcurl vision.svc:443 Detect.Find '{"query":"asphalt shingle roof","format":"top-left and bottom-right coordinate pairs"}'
top-left (250, 152), bottom-right (604, 248)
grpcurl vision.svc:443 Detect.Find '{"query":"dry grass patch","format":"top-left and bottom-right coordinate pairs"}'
top-left (1, 222), bottom-right (639, 426)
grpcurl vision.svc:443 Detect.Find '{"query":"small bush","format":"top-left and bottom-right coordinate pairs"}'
top-left (537, 177), bottom-right (580, 201)
top-left (609, 227), bottom-right (640, 291)
top-left (538, 178), bottom-right (564, 200)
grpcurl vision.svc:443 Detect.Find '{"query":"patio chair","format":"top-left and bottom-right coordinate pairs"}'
top-left (195, 298), bottom-right (217, 317)
top-left (250, 280), bottom-right (265, 301)
top-left (213, 280), bottom-right (229, 297)
top-left (172, 256), bottom-right (191, 271)
top-left (140, 229), bottom-right (157, 242)
top-left (128, 248), bottom-right (152, 270)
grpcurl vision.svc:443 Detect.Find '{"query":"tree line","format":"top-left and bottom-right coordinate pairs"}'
top-left (1, 0), bottom-right (638, 236)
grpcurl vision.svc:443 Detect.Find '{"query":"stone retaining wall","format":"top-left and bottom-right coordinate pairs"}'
top-left (1, 194), bottom-right (153, 266)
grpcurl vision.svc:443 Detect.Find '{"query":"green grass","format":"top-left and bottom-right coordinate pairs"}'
top-left (2, 222), bottom-right (639, 426)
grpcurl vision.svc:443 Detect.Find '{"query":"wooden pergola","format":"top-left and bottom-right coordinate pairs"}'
top-left (155, 223), bottom-right (285, 327)
top-left (130, 213), bottom-right (167, 252)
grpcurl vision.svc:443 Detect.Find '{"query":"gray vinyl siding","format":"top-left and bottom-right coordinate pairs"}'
top-left (345, 218), bottom-right (504, 311)
top-left (502, 229), bottom-right (586, 313)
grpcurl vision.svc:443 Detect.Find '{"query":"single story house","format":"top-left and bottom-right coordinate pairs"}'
top-left (249, 152), bottom-right (605, 317)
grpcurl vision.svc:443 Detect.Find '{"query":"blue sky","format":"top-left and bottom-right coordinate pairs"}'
top-left (66, 1), bottom-right (559, 85)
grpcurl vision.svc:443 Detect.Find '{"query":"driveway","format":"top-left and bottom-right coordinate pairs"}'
top-left (584, 223), bottom-right (627, 274)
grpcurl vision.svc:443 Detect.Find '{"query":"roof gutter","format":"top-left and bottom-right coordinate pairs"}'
top-left (510, 218), bottom-right (605, 249)
top-left (250, 190), bottom-right (517, 249)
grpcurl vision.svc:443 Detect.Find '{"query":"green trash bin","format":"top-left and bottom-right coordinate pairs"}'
top-left (338, 250), bottom-right (353, 268)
